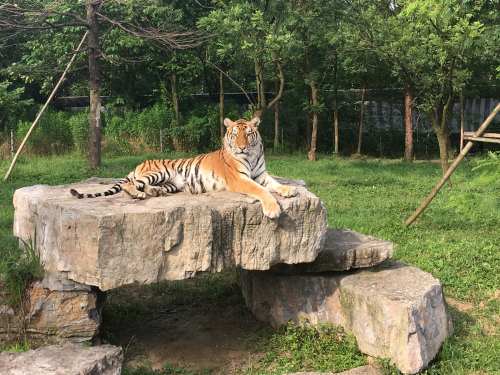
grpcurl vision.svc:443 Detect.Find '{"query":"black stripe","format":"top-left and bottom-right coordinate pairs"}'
top-left (253, 169), bottom-right (265, 180)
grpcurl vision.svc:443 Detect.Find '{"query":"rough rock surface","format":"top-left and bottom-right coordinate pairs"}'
top-left (286, 365), bottom-right (382, 375)
top-left (0, 276), bottom-right (101, 343)
top-left (0, 343), bottom-right (123, 375)
top-left (13, 177), bottom-right (327, 291)
top-left (272, 229), bottom-right (393, 273)
top-left (241, 261), bottom-right (452, 374)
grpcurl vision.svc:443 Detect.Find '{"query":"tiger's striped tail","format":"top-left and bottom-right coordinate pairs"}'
top-left (69, 178), bottom-right (129, 199)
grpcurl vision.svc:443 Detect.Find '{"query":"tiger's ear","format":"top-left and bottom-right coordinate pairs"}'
top-left (224, 118), bottom-right (236, 128)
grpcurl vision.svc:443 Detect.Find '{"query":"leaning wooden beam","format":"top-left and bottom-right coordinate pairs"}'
top-left (405, 102), bottom-right (500, 226)
top-left (3, 31), bottom-right (88, 181)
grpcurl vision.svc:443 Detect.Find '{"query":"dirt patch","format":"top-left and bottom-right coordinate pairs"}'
top-left (101, 273), bottom-right (269, 374)
top-left (446, 297), bottom-right (474, 312)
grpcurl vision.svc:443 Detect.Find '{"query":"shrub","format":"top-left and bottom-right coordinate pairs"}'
top-left (104, 103), bottom-right (172, 154)
top-left (0, 237), bottom-right (44, 309)
top-left (68, 110), bottom-right (89, 154)
top-left (16, 110), bottom-right (73, 155)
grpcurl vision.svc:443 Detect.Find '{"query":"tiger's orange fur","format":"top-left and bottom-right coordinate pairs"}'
top-left (70, 115), bottom-right (296, 218)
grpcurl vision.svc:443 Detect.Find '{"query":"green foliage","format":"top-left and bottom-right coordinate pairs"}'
top-left (0, 339), bottom-right (31, 353)
top-left (0, 81), bottom-right (33, 132)
top-left (105, 103), bottom-right (172, 154)
top-left (0, 236), bottom-right (44, 308)
top-left (68, 110), bottom-right (89, 154)
top-left (167, 105), bottom-right (220, 152)
top-left (16, 110), bottom-right (73, 155)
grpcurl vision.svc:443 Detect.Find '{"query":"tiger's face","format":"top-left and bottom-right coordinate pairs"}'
top-left (223, 116), bottom-right (262, 155)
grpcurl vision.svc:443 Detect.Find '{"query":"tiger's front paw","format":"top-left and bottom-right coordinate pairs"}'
top-left (132, 191), bottom-right (147, 199)
top-left (276, 185), bottom-right (297, 198)
top-left (262, 199), bottom-right (281, 219)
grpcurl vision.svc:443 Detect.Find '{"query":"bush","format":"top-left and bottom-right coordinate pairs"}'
top-left (104, 103), bottom-right (172, 154)
top-left (168, 104), bottom-right (239, 152)
top-left (68, 110), bottom-right (89, 154)
top-left (0, 237), bottom-right (44, 309)
top-left (16, 110), bottom-right (73, 155)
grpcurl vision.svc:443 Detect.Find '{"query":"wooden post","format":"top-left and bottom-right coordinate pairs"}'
top-left (3, 31), bottom-right (88, 181)
top-left (87, 0), bottom-right (102, 169)
top-left (405, 102), bottom-right (500, 226)
top-left (460, 92), bottom-right (465, 152)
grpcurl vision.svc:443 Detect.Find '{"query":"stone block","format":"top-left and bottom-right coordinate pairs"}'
top-left (0, 343), bottom-right (122, 375)
top-left (272, 229), bottom-right (393, 273)
top-left (240, 261), bottom-right (452, 374)
top-left (13, 177), bottom-right (327, 291)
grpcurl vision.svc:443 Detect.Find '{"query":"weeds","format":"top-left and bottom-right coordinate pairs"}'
top-left (0, 236), bottom-right (44, 309)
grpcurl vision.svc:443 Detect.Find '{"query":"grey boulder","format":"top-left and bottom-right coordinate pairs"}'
top-left (241, 261), bottom-right (452, 374)
top-left (0, 343), bottom-right (123, 375)
top-left (272, 228), bottom-right (393, 273)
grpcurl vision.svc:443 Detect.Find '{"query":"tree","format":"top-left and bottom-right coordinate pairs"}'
top-left (353, 0), bottom-right (490, 173)
top-left (0, 0), bottom-right (202, 168)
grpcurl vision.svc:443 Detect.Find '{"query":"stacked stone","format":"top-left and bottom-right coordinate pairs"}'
top-left (5, 177), bottom-right (452, 374)
top-left (240, 229), bottom-right (453, 374)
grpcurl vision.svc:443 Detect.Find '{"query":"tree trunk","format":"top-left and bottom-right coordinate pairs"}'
top-left (460, 92), bottom-right (465, 151)
top-left (171, 72), bottom-right (180, 126)
top-left (333, 97), bottom-right (339, 154)
top-left (274, 101), bottom-right (280, 151)
top-left (308, 80), bottom-right (319, 161)
top-left (255, 59), bottom-right (266, 110)
top-left (274, 80), bottom-right (280, 151)
top-left (170, 72), bottom-right (182, 151)
top-left (86, 0), bottom-right (101, 169)
top-left (356, 85), bottom-right (366, 155)
top-left (332, 50), bottom-right (339, 155)
top-left (219, 70), bottom-right (224, 142)
top-left (430, 99), bottom-right (453, 176)
top-left (404, 85), bottom-right (414, 161)
top-left (435, 126), bottom-right (451, 176)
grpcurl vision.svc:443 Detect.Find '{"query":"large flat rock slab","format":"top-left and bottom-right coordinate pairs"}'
top-left (272, 229), bottom-right (393, 273)
top-left (240, 261), bottom-right (452, 374)
top-left (13, 177), bottom-right (327, 291)
top-left (0, 343), bottom-right (123, 375)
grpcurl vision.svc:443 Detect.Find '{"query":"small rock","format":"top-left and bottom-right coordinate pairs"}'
top-left (272, 229), bottom-right (393, 273)
top-left (241, 261), bottom-right (452, 374)
top-left (0, 343), bottom-right (123, 375)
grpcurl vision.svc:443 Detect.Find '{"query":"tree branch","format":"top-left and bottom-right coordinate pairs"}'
top-left (266, 60), bottom-right (284, 110)
top-left (207, 61), bottom-right (255, 108)
top-left (95, 11), bottom-right (206, 50)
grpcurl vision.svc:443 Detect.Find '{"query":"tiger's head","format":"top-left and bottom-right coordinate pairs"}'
top-left (223, 114), bottom-right (262, 156)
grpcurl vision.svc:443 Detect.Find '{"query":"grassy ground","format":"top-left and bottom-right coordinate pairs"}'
top-left (0, 153), bottom-right (499, 374)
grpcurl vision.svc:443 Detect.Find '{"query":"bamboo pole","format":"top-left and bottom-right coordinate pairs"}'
top-left (405, 102), bottom-right (500, 226)
top-left (3, 31), bottom-right (88, 181)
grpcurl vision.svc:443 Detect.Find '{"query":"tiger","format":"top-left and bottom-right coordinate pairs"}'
top-left (70, 114), bottom-right (297, 219)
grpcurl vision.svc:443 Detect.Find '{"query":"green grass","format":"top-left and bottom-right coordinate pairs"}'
top-left (0, 152), bottom-right (499, 374)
